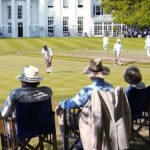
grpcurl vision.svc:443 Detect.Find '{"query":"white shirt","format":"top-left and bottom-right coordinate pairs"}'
top-left (114, 43), bottom-right (122, 54)
top-left (41, 47), bottom-right (53, 60)
top-left (145, 38), bottom-right (150, 47)
top-left (103, 36), bottom-right (109, 45)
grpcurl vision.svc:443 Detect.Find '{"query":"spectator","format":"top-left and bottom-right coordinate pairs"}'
top-left (123, 66), bottom-right (146, 96)
top-left (48, 31), bottom-right (53, 37)
top-left (114, 39), bottom-right (123, 66)
top-left (143, 29), bottom-right (147, 38)
top-left (55, 58), bottom-right (114, 147)
top-left (41, 45), bottom-right (53, 73)
top-left (0, 66), bottom-right (52, 117)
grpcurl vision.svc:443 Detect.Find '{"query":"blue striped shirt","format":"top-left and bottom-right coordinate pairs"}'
top-left (59, 78), bottom-right (114, 109)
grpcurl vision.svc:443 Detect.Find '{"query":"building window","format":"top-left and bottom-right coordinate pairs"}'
top-left (48, 0), bottom-right (54, 8)
top-left (78, 0), bottom-right (83, 8)
top-left (78, 17), bottom-right (83, 36)
top-left (103, 23), bottom-right (112, 35)
top-left (48, 17), bottom-right (54, 37)
top-left (93, 5), bottom-right (103, 15)
top-left (18, 5), bottom-right (23, 19)
top-left (113, 23), bottom-right (122, 36)
top-left (8, 22), bottom-right (11, 33)
top-left (63, 17), bottom-right (69, 36)
top-left (63, 0), bottom-right (68, 8)
top-left (94, 22), bottom-right (102, 35)
top-left (8, 6), bottom-right (11, 19)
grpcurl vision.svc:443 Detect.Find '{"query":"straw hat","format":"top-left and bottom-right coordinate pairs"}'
top-left (16, 66), bottom-right (43, 83)
top-left (83, 58), bottom-right (110, 78)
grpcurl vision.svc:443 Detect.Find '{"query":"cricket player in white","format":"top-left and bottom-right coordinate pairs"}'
top-left (103, 35), bottom-right (109, 53)
top-left (114, 39), bottom-right (123, 65)
top-left (145, 35), bottom-right (150, 57)
top-left (41, 45), bottom-right (53, 73)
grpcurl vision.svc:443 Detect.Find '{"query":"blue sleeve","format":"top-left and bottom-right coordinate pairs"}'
top-left (59, 87), bottom-right (93, 109)
top-left (1, 90), bottom-right (17, 117)
top-left (125, 86), bottom-right (133, 97)
top-left (59, 99), bottom-right (78, 109)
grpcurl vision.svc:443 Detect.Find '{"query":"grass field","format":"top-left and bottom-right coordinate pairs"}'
top-left (0, 37), bottom-right (150, 149)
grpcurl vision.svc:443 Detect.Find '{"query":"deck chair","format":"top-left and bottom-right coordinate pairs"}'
top-left (0, 98), bottom-right (58, 150)
top-left (63, 107), bottom-right (83, 150)
top-left (78, 87), bottom-right (131, 150)
top-left (127, 86), bottom-right (150, 144)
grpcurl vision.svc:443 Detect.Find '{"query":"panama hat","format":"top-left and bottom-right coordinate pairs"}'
top-left (83, 58), bottom-right (110, 78)
top-left (117, 39), bottom-right (121, 42)
top-left (16, 66), bottom-right (43, 83)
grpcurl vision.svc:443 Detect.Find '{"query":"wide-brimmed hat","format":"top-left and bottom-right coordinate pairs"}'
top-left (117, 39), bottom-right (121, 42)
top-left (16, 66), bottom-right (43, 83)
top-left (83, 58), bottom-right (110, 78)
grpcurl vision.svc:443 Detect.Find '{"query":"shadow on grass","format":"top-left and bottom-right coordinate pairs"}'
top-left (43, 139), bottom-right (150, 150)
top-left (43, 140), bottom-right (63, 150)
top-left (56, 71), bottom-right (74, 73)
top-left (123, 60), bottom-right (139, 66)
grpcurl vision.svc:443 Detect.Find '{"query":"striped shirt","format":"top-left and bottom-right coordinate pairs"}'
top-left (0, 86), bottom-right (52, 117)
top-left (59, 78), bottom-right (114, 109)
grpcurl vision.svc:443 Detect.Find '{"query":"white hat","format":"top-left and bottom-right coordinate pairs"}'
top-left (16, 66), bottom-right (43, 83)
top-left (117, 39), bottom-right (121, 42)
top-left (83, 58), bottom-right (110, 78)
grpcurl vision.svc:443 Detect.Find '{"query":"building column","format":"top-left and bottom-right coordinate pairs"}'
top-left (83, 0), bottom-right (92, 34)
top-left (39, 0), bottom-right (46, 37)
top-left (0, 0), bottom-right (2, 26)
top-left (102, 22), bottom-right (104, 36)
top-left (26, 0), bottom-right (30, 37)
top-left (111, 22), bottom-right (113, 37)
top-left (121, 23), bottom-right (123, 36)
top-left (11, 0), bottom-right (16, 37)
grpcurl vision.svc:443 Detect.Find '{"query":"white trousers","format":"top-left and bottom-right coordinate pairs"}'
top-left (147, 46), bottom-right (150, 57)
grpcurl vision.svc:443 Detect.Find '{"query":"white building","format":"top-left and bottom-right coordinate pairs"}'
top-left (0, 0), bottom-right (126, 38)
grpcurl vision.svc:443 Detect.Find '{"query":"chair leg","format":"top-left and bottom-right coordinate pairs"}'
top-left (131, 119), bottom-right (150, 144)
top-left (52, 133), bottom-right (58, 150)
top-left (39, 136), bottom-right (44, 150)
top-left (0, 134), bottom-right (8, 150)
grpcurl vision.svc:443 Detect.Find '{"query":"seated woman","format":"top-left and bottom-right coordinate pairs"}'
top-left (123, 66), bottom-right (146, 96)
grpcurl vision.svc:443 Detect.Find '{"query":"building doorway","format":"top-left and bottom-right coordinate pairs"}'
top-left (18, 22), bottom-right (23, 37)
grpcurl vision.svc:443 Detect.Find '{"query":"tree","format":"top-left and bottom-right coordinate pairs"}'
top-left (101, 0), bottom-right (150, 27)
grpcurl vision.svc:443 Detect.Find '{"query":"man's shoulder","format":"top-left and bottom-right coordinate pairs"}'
top-left (47, 47), bottom-right (52, 51)
top-left (37, 86), bottom-right (52, 92)
top-left (41, 48), bottom-right (45, 53)
top-left (13, 86), bottom-right (52, 93)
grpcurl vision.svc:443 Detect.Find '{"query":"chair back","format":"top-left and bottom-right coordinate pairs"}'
top-left (79, 87), bottom-right (131, 150)
top-left (63, 108), bottom-right (82, 150)
top-left (16, 98), bottom-right (55, 139)
top-left (127, 86), bottom-right (150, 119)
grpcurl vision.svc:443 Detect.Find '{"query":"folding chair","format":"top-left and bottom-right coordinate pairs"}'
top-left (63, 107), bottom-right (83, 150)
top-left (0, 98), bottom-right (58, 150)
top-left (127, 86), bottom-right (150, 144)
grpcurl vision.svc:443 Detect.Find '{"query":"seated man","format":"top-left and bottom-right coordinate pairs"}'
top-left (0, 65), bottom-right (52, 117)
top-left (56, 58), bottom-right (114, 111)
top-left (56, 58), bottom-right (131, 150)
top-left (55, 58), bottom-right (114, 148)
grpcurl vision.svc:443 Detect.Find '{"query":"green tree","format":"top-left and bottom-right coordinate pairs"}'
top-left (101, 0), bottom-right (150, 27)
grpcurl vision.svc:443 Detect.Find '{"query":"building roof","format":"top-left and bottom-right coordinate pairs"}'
top-left (92, 15), bottom-right (113, 23)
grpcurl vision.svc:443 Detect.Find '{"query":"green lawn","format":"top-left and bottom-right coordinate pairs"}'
top-left (0, 37), bottom-right (150, 149)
